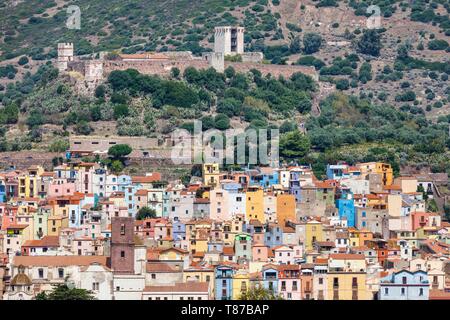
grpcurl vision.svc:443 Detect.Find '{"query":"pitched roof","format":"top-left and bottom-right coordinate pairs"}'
top-left (223, 246), bottom-right (234, 256)
top-left (22, 236), bottom-right (59, 248)
top-left (329, 253), bottom-right (365, 260)
top-left (13, 256), bottom-right (109, 267)
top-left (143, 282), bottom-right (209, 293)
top-left (132, 173), bottom-right (162, 183)
top-left (146, 262), bottom-right (180, 273)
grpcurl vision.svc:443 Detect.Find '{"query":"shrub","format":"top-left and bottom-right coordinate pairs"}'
top-left (357, 29), bottom-right (382, 56)
top-left (303, 33), bottom-right (323, 54)
top-left (18, 56), bottom-right (29, 66)
top-left (335, 79), bottom-right (350, 90)
top-left (428, 39), bottom-right (449, 50)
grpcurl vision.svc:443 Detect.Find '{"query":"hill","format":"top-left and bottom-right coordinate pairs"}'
top-left (0, 0), bottom-right (449, 175)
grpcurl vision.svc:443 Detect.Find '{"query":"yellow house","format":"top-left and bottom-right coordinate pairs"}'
top-left (157, 237), bottom-right (174, 249)
top-left (348, 228), bottom-right (373, 247)
top-left (202, 163), bottom-right (221, 187)
top-left (232, 271), bottom-right (250, 299)
top-left (357, 162), bottom-right (393, 186)
top-left (159, 247), bottom-right (189, 261)
top-left (349, 230), bottom-right (360, 247)
top-left (246, 186), bottom-right (265, 223)
top-left (394, 177), bottom-right (418, 193)
top-left (326, 272), bottom-right (371, 300)
top-left (183, 267), bottom-right (215, 297)
top-left (17, 166), bottom-right (44, 198)
top-left (190, 238), bottom-right (208, 254)
top-left (305, 220), bottom-right (323, 251)
top-left (416, 226), bottom-right (440, 239)
top-left (47, 215), bottom-right (68, 236)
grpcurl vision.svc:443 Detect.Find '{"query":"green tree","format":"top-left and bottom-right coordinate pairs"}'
top-left (75, 120), bottom-right (93, 135)
top-left (113, 104), bottom-right (129, 119)
top-left (239, 286), bottom-right (283, 300)
top-left (357, 29), bottom-right (382, 56)
top-left (35, 284), bottom-right (96, 300)
top-left (136, 207), bottom-right (157, 220)
top-left (95, 85), bottom-right (106, 99)
top-left (110, 160), bottom-right (124, 173)
top-left (171, 67), bottom-right (180, 79)
top-left (279, 130), bottom-right (311, 160)
top-left (444, 205), bottom-right (450, 221)
top-left (303, 33), bottom-right (322, 54)
top-left (108, 144), bottom-right (132, 159)
top-left (18, 56), bottom-right (29, 66)
top-left (0, 103), bottom-right (19, 124)
top-left (214, 113), bottom-right (231, 130)
top-left (26, 110), bottom-right (44, 129)
top-left (417, 185), bottom-right (428, 201)
top-left (427, 199), bottom-right (438, 212)
top-left (49, 139), bottom-right (69, 152)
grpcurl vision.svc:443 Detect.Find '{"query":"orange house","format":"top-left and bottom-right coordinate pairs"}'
top-left (276, 194), bottom-right (296, 227)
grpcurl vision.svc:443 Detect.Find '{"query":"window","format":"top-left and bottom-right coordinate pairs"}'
top-left (151, 274), bottom-right (156, 279)
top-left (92, 282), bottom-right (99, 291)
top-left (384, 288), bottom-right (389, 295)
top-left (402, 277), bottom-right (407, 285)
top-left (419, 288), bottom-right (424, 296)
top-left (333, 277), bottom-right (339, 288)
top-left (38, 268), bottom-right (44, 278)
top-left (120, 250), bottom-right (125, 258)
top-left (58, 268), bottom-right (64, 279)
top-left (401, 288), bottom-right (405, 296)
top-left (120, 224), bottom-right (125, 235)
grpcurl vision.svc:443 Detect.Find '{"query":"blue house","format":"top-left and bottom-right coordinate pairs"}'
top-left (172, 220), bottom-right (186, 243)
top-left (336, 190), bottom-right (355, 227)
top-left (264, 224), bottom-right (283, 247)
top-left (246, 167), bottom-right (279, 188)
top-left (326, 163), bottom-right (362, 180)
top-left (207, 241), bottom-right (224, 253)
top-left (326, 164), bottom-right (349, 180)
top-left (215, 265), bottom-right (234, 300)
top-left (289, 170), bottom-right (302, 202)
top-left (262, 265), bottom-right (279, 295)
top-left (0, 183), bottom-right (6, 202)
top-left (379, 270), bottom-right (429, 300)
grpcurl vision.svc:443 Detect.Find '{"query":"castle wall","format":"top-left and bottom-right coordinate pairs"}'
top-left (103, 59), bottom-right (318, 81)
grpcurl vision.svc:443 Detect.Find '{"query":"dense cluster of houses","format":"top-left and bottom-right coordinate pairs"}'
top-left (0, 161), bottom-right (449, 300)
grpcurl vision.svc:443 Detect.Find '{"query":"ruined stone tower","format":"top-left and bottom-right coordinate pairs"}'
top-left (57, 43), bottom-right (74, 72)
top-left (214, 26), bottom-right (245, 55)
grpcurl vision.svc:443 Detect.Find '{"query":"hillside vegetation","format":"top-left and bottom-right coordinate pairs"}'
top-left (0, 0), bottom-right (449, 175)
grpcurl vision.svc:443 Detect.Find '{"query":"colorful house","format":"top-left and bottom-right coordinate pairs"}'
top-left (215, 265), bottom-right (235, 300)
top-left (379, 270), bottom-right (429, 300)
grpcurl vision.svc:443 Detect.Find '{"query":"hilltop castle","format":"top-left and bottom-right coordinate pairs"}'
top-left (56, 26), bottom-right (318, 89)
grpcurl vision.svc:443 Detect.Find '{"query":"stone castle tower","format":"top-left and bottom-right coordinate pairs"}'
top-left (57, 43), bottom-right (74, 72)
top-left (214, 26), bottom-right (245, 55)
top-left (111, 217), bottom-right (135, 274)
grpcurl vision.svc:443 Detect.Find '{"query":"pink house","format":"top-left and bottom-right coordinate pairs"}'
top-left (0, 204), bottom-right (17, 231)
top-left (411, 212), bottom-right (430, 230)
top-left (154, 221), bottom-right (173, 241)
top-left (273, 245), bottom-right (296, 265)
top-left (252, 244), bottom-right (269, 262)
top-left (278, 264), bottom-right (301, 300)
top-left (135, 218), bottom-right (168, 239)
top-left (48, 179), bottom-right (76, 197)
top-left (411, 212), bottom-right (441, 230)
